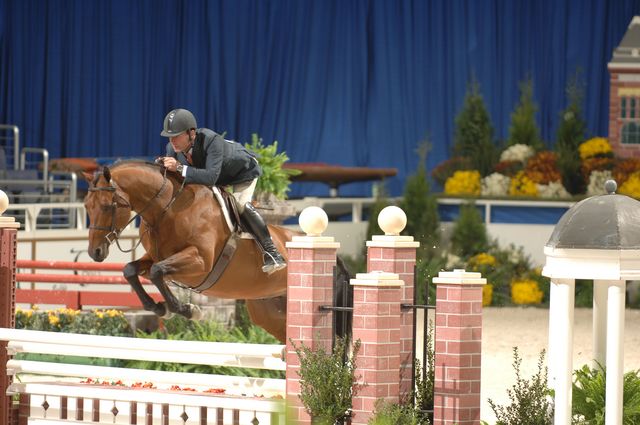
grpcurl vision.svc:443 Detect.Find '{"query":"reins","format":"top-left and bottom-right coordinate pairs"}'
top-left (89, 167), bottom-right (184, 253)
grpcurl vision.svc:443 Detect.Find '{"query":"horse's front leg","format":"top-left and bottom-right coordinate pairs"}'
top-left (148, 246), bottom-right (206, 320)
top-left (123, 255), bottom-right (168, 317)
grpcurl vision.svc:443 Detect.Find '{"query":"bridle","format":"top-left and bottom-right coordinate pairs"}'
top-left (88, 168), bottom-right (183, 253)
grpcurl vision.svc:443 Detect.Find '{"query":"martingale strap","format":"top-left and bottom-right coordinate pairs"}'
top-left (191, 234), bottom-right (238, 293)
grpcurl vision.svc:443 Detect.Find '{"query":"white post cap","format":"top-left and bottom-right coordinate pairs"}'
top-left (299, 206), bottom-right (328, 236)
top-left (0, 190), bottom-right (8, 215)
top-left (378, 205), bottom-right (407, 235)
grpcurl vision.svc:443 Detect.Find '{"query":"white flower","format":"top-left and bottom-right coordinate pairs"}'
top-left (500, 144), bottom-right (535, 163)
top-left (536, 181), bottom-right (571, 199)
top-left (587, 170), bottom-right (613, 197)
top-left (481, 173), bottom-right (511, 197)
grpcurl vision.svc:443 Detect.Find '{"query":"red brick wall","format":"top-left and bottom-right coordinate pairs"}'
top-left (433, 274), bottom-right (484, 425)
top-left (285, 245), bottom-right (337, 424)
top-left (0, 228), bottom-right (17, 425)
top-left (367, 245), bottom-right (417, 399)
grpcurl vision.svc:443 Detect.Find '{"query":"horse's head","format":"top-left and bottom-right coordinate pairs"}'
top-left (83, 166), bottom-right (132, 262)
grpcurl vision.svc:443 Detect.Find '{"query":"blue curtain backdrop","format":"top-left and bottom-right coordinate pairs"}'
top-left (1, 0), bottom-right (639, 197)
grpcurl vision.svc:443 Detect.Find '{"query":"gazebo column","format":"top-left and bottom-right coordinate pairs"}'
top-left (592, 280), bottom-right (608, 367)
top-left (605, 279), bottom-right (625, 425)
top-left (549, 278), bottom-right (575, 425)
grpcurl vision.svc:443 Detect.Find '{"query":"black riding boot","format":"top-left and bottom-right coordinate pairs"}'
top-left (240, 203), bottom-right (287, 275)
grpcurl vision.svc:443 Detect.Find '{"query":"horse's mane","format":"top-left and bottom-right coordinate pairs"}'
top-left (107, 159), bottom-right (185, 188)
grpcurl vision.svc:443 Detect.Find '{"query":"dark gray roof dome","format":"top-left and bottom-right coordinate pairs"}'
top-left (546, 181), bottom-right (640, 250)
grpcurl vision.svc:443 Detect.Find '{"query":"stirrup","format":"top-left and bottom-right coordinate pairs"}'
top-left (262, 252), bottom-right (287, 275)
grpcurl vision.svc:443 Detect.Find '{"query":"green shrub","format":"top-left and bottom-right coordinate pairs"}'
top-left (572, 363), bottom-right (640, 424)
top-left (414, 322), bottom-right (435, 424)
top-left (15, 308), bottom-right (132, 336)
top-left (555, 72), bottom-right (587, 195)
top-left (368, 399), bottom-right (421, 425)
top-left (488, 348), bottom-right (553, 425)
top-left (453, 78), bottom-right (497, 177)
top-left (124, 315), bottom-right (283, 378)
top-left (450, 202), bottom-right (488, 258)
top-left (292, 337), bottom-right (361, 424)
top-left (507, 78), bottom-right (544, 151)
top-left (401, 140), bottom-right (441, 261)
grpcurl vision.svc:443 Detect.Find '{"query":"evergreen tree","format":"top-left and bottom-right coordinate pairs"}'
top-left (453, 78), bottom-right (497, 177)
top-left (450, 202), bottom-right (488, 258)
top-left (507, 78), bottom-right (544, 151)
top-left (555, 72), bottom-right (587, 195)
top-left (400, 140), bottom-right (440, 260)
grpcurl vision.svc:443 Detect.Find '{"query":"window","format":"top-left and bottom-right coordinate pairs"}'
top-left (622, 121), bottom-right (640, 144)
top-left (621, 97), bottom-right (627, 119)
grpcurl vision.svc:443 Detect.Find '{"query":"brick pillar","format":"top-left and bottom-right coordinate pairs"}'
top-left (366, 206), bottom-right (419, 399)
top-left (432, 270), bottom-right (486, 425)
top-left (0, 192), bottom-right (20, 425)
top-left (285, 207), bottom-right (340, 425)
top-left (350, 272), bottom-right (404, 425)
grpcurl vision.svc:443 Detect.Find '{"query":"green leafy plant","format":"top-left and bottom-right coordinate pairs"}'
top-left (453, 77), bottom-right (497, 177)
top-left (507, 78), bottom-right (544, 151)
top-left (488, 347), bottom-right (553, 425)
top-left (414, 322), bottom-right (435, 424)
top-left (368, 399), bottom-right (421, 425)
top-left (450, 202), bottom-right (488, 258)
top-left (245, 133), bottom-right (300, 200)
top-left (572, 363), bottom-right (640, 424)
top-left (292, 337), bottom-right (362, 424)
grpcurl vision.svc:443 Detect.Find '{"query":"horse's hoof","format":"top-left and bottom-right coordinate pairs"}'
top-left (188, 304), bottom-right (203, 321)
top-left (157, 302), bottom-right (173, 319)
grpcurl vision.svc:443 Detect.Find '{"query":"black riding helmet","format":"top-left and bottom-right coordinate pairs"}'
top-left (160, 109), bottom-right (197, 137)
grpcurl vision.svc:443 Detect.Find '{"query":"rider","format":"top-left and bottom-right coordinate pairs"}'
top-left (158, 108), bottom-right (286, 275)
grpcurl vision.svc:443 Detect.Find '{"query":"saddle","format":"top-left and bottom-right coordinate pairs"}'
top-left (212, 186), bottom-right (244, 234)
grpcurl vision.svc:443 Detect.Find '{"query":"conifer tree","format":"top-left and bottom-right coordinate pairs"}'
top-left (450, 202), bottom-right (488, 258)
top-left (400, 140), bottom-right (440, 260)
top-left (555, 72), bottom-right (587, 195)
top-left (453, 78), bottom-right (497, 176)
top-left (507, 78), bottom-right (544, 151)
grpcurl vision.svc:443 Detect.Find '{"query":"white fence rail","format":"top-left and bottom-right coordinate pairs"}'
top-left (0, 328), bottom-right (286, 425)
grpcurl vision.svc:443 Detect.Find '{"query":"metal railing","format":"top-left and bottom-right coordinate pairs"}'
top-left (0, 124), bottom-right (20, 170)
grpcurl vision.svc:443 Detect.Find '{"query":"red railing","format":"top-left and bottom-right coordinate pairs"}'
top-left (15, 259), bottom-right (160, 309)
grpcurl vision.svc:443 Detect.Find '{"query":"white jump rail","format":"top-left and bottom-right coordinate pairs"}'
top-left (0, 328), bottom-right (287, 424)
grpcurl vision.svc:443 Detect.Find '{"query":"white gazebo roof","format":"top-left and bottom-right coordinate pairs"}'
top-left (543, 183), bottom-right (640, 280)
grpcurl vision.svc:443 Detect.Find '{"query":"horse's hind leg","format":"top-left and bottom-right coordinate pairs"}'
top-left (245, 296), bottom-right (287, 343)
top-left (123, 256), bottom-right (167, 317)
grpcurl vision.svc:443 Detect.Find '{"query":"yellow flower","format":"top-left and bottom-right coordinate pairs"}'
top-left (106, 309), bottom-right (122, 318)
top-left (578, 137), bottom-right (612, 160)
top-left (483, 284), bottom-right (493, 306)
top-left (444, 170), bottom-right (481, 196)
top-left (619, 171), bottom-right (640, 199)
top-left (511, 279), bottom-right (543, 305)
top-left (48, 314), bottom-right (60, 326)
top-left (509, 171), bottom-right (538, 197)
top-left (469, 253), bottom-right (496, 267)
top-left (95, 311), bottom-right (105, 319)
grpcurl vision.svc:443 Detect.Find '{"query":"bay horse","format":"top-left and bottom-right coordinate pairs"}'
top-left (82, 160), bottom-right (351, 343)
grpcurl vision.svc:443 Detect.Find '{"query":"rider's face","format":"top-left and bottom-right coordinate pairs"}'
top-left (169, 131), bottom-right (192, 152)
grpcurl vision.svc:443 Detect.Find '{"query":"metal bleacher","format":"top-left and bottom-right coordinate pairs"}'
top-left (0, 125), bottom-right (80, 230)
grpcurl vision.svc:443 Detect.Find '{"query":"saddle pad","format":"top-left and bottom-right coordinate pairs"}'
top-left (211, 187), bottom-right (254, 239)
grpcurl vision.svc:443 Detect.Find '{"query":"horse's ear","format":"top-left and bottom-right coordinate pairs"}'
top-left (82, 172), bottom-right (94, 184)
top-left (103, 166), bottom-right (111, 183)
